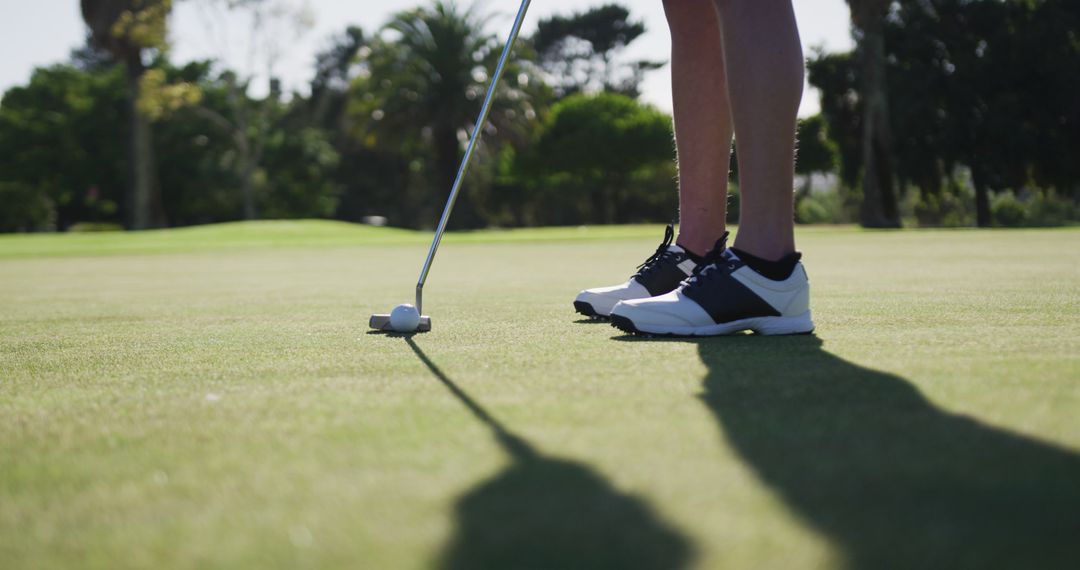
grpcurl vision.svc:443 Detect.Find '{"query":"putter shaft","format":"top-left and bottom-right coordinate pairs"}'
top-left (414, 0), bottom-right (533, 314)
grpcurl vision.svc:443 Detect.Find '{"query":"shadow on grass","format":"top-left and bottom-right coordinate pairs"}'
top-left (573, 318), bottom-right (610, 325)
top-left (405, 338), bottom-right (694, 570)
top-left (619, 333), bottom-right (1080, 569)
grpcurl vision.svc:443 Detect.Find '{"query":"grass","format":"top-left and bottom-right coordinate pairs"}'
top-left (2, 220), bottom-right (1079, 569)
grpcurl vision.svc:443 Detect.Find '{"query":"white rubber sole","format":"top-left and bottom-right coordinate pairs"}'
top-left (613, 310), bottom-right (815, 337)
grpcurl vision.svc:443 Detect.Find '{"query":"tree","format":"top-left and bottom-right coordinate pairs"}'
top-left (532, 4), bottom-right (663, 98)
top-left (307, 26), bottom-right (367, 131)
top-left (845, 0), bottom-right (900, 227)
top-left (807, 50), bottom-right (867, 224)
top-left (349, 1), bottom-right (541, 228)
top-left (813, 0), bottom-right (1080, 227)
top-left (795, 115), bottom-right (839, 198)
top-left (0, 65), bottom-right (129, 230)
top-left (515, 93), bottom-right (675, 225)
top-left (796, 115), bottom-right (839, 182)
top-left (80, 0), bottom-right (172, 229)
top-left (186, 0), bottom-right (315, 220)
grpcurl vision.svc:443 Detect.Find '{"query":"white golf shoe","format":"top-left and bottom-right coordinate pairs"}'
top-left (610, 247), bottom-right (815, 337)
top-left (574, 225), bottom-right (709, 318)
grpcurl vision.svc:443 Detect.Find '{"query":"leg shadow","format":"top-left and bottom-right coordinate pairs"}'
top-left (405, 338), bottom-right (695, 570)
top-left (691, 335), bottom-right (1080, 569)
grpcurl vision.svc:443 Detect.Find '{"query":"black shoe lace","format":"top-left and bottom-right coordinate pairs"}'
top-left (633, 225), bottom-right (677, 280)
top-left (685, 232), bottom-right (732, 286)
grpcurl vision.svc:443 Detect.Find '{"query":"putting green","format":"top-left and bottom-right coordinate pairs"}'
top-left (2, 221), bottom-right (1079, 569)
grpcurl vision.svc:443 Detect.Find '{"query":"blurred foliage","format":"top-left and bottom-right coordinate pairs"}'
top-left (795, 115), bottom-right (839, 178)
top-left (80, 0), bottom-right (175, 229)
top-left (345, 0), bottom-right (544, 228)
top-left (107, 0), bottom-right (172, 52)
top-left (796, 190), bottom-right (849, 225)
top-left (0, 182), bottom-right (54, 232)
top-left (532, 4), bottom-right (664, 98)
top-left (811, 0), bottom-right (1080, 228)
top-left (994, 189), bottom-right (1080, 228)
top-left (0, 65), bottom-right (128, 230)
top-left (81, 0), bottom-right (172, 60)
top-left (503, 92), bottom-right (677, 226)
top-left (2, 0), bottom-right (1079, 233)
top-left (137, 67), bottom-right (202, 120)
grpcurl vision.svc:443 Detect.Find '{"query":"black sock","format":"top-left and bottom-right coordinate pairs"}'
top-left (676, 243), bottom-right (705, 264)
top-left (730, 248), bottom-right (801, 281)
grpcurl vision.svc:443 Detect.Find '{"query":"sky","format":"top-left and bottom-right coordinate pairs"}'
top-left (0, 1), bottom-right (852, 116)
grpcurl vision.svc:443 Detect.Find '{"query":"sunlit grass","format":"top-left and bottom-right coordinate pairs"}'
top-left (2, 222), bottom-right (1078, 569)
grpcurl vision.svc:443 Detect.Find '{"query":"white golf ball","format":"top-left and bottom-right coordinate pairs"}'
top-left (389, 303), bottom-right (421, 332)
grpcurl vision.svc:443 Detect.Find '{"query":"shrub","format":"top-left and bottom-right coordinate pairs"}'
top-left (991, 192), bottom-right (1027, 227)
top-left (796, 189), bottom-right (848, 224)
top-left (68, 222), bottom-right (124, 232)
top-left (991, 189), bottom-right (1078, 228)
top-left (1026, 190), bottom-right (1078, 227)
top-left (0, 182), bottom-right (53, 232)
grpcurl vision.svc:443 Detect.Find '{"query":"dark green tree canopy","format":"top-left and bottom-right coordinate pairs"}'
top-left (346, 0), bottom-right (542, 228)
top-left (811, 0), bottom-right (1080, 226)
top-left (532, 4), bottom-right (663, 98)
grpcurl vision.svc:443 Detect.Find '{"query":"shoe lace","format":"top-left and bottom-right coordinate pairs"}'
top-left (633, 225), bottom-right (677, 280)
top-left (685, 232), bottom-right (732, 286)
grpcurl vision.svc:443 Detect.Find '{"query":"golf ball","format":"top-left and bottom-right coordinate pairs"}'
top-left (389, 303), bottom-right (421, 332)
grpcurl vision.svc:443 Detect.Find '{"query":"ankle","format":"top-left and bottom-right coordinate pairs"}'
top-left (676, 232), bottom-right (726, 259)
top-left (730, 247), bottom-right (801, 280)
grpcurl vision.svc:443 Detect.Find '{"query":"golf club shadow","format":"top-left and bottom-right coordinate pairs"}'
top-left (404, 338), bottom-right (695, 570)
top-left (620, 333), bottom-right (1080, 568)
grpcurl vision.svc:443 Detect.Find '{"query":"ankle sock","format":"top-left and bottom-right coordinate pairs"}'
top-left (730, 248), bottom-right (801, 281)
top-left (676, 243), bottom-right (705, 264)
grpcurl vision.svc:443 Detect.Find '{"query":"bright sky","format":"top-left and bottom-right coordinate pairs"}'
top-left (0, 1), bottom-right (852, 116)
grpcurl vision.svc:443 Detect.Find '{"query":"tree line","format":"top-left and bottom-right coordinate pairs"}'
top-left (814, 0), bottom-right (1080, 227)
top-left (0, 0), bottom-right (1077, 233)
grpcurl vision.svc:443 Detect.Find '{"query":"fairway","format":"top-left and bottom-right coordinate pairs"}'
top-left (2, 221), bottom-right (1079, 569)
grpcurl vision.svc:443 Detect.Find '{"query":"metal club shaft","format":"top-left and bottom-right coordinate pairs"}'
top-left (414, 0), bottom-right (533, 314)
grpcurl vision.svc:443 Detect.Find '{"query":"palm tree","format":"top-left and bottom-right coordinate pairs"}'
top-left (80, 0), bottom-right (171, 229)
top-left (846, 0), bottom-right (900, 227)
top-left (352, 1), bottom-right (540, 228)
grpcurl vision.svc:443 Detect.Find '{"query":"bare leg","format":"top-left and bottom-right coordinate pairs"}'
top-left (714, 0), bottom-right (804, 260)
top-left (663, 0), bottom-right (733, 256)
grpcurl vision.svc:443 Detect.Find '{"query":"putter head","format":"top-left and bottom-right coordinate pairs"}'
top-left (369, 313), bottom-right (432, 333)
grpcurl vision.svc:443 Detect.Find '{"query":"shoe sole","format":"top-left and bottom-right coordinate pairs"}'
top-left (574, 301), bottom-right (609, 319)
top-left (611, 311), bottom-right (815, 337)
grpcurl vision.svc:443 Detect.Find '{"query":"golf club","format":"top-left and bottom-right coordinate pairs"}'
top-left (370, 0), bottom-right (533, 333)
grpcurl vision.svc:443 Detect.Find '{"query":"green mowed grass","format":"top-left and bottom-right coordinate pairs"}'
top-left (2, 221), bottom-right (1079, 569)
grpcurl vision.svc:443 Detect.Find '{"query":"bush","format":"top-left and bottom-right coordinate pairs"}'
top-left (0, 182), bottom-right (53, 232)
top-left (67, 222), bottom-right (124, 232)
top-left (795, 189), bottom-right (848, 224)
top-left (991, 189), bottom-right (1078, 228)
top-left (991, 192), bottom-right (1027, 227)
top-left (1027, 190), bottom-right (1078, 227)
top-left (510, 92), bottom-right (677, 226)
top-left (907, 187), bottom-right (976, 228)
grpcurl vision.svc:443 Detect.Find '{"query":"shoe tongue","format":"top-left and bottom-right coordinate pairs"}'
top-left (666, 244), bottom-right (685, 255)
top-left (720, 248), bottom-right (739, 262)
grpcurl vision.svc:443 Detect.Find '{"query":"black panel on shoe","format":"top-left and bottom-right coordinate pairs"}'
top-left (682, 264), bottom-right (780, 324)
top-left (632, 226), bottom-right (713, 297)
top-left (635, 260), bottom-right (695, 297)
